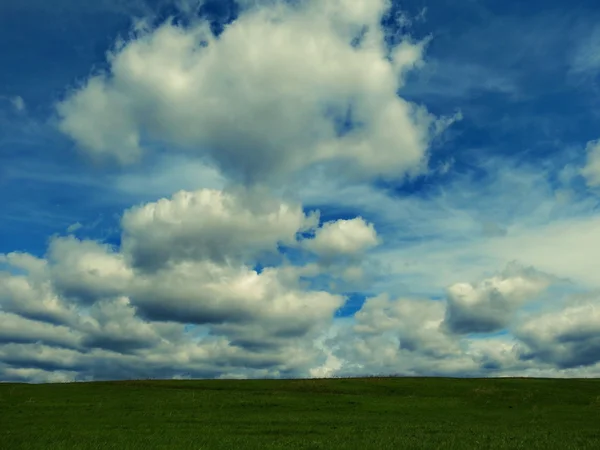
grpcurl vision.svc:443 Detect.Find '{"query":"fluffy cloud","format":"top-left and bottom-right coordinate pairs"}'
top-left (0, 312), bottom-right (80, 350)
top-left (0, 257), bottom-right (77, 326)
top-left (516, 295), bottom-right (600, 369)
top-left (56, 0), bottom-right (441, 184)
top-left (442, 264), bottom-right (553, 334)
top-left (304, 217), bottom-right (379, 260)
top-left (121, 188), bottom-right (318, 270)
top-left (314, 294), bottom-right (458, 377)
top-left (353, 294), bottom-right (456, 357)
top-left (130, 261), bottom-right (344, 333)
top-left (47, 237), bottom-right (133, 304)
top-left (2, 224), bottom-right (598, 381)
top-left (0, 184), bottom-right (351, 381)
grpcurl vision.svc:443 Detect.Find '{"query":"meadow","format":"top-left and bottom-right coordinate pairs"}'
top-left (1, 377), bottom-right (600, 449)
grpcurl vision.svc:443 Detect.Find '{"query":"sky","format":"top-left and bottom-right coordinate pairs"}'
top-left (2, 0), bottom-right (600, 383)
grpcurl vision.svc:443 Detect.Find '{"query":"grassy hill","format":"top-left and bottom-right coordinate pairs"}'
top-left (1, 377), bottom-right (600, 449)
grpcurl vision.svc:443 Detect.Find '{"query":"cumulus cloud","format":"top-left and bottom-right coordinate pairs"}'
top-left (442, 264), bottom-right (554, 334)
top-left (516, 294), bottom-right (600, 369)
top-left (55, 0), bottom-right (442, 184)
top-left (304, 217), bottom-right (379, 260)
top-left (0, 312), bottom-right (80, 349)
top-left (47, 237), bottom-right (133, 304)
top-left (324, 294), bottom-right (474, 377)
top-left (130, 260), bottom-right (344, 333)
top-left (0, 257), bottom-right (77, 326)
top-left (1, 225), bottom-right (597, 381)
top-left (121, 187), bottom-right (318, 270)
top-left (0, 184), bottom-right (350, 381)
top-left (353, 294), bottom-right (456, 357)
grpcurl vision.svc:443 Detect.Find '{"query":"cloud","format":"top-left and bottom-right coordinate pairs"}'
top-left (304, 217), bottom-right (379, 260)
top-left (121, 187), bottom-right (318, 271)
top-left (516, 294), bottom-right (600, 369)
top-left (47, 236), bottom-right (133, 304)
top-left (353, 294), bottom-right (454, 355)
top-left (298, 159), bottom-right (600, 297)
top-left (570, 26), bottom-right (600, 77)
top-left (442, 263), bottom-right (553, 334)
top-left (324, 294), bottom-right (467, 377)
top-left (55, 0), bottom-right (443, 184)
top-left (581, 140), bottom-right (600, 187)
top-left (0, 311), bottom-right (80, 349)
top-left (129, 260), bottom-right (344, 333)
top-left (0, 184), bottom-right (350, 381)
top-left (10, 96), bottom-right (25, 112)
top-left (66, 222), bottom-right (83, 233)
top-left (0, 255), bottom-right (77, 326)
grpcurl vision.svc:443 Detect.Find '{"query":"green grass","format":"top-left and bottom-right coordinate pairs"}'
top-left (1, 377), bottom-right (600, 449)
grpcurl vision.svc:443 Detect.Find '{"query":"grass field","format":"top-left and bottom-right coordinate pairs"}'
top-left (1, 377), bottom-right (600, 449)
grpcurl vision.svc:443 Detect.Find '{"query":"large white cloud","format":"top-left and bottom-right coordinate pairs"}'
top-left (516, 294), bottom-right (600, 369)
top-left (0, 254), bottom-right (77, 326)
top-left (0, 184), bottom-right (351, 381)
top-left (442, 264), bottom-right (553, 334)
top-left (47, 236), bottom-right (133, 304)
top-left (353, 294), bottom-right (457, 357)
top-left (121, 187), bottom-right (318, 270)
top-left (56, 0), bottom-right (442, 184)
top-left (130, 260), bottom-right (344, 334)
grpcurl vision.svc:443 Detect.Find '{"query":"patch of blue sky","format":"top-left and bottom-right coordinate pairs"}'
top-left (0, 260), bottom-right (29, 277)
top-left (334, 292), bottom-right (367, 318)
top-left (183, 324), bottom-right (212, 340)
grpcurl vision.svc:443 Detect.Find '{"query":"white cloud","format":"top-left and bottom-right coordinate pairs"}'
top-left (516, 294), bottom-right (600, 369)
top-left (55, 0), bottom-right (440, 184)
top-left (482, 216), bottom-right (600, 290)
top-left (130, 260), bottom-right (344, 334)
top-left (56, 76), bottom-right (142, 164)
top-left (290, 160), bottom-right (600, 297)
top-left (0, 311), bottom-right (80, 349)
top-left (0, 184), bottom-right (349, 381)
top-left (121, 187), bottom-right (318, 270)
top-left (0, 264), bottom-right (77, 326)
top-left (443, 264), bottom-right (553, 334)
top-left (304, 217), bottom-right (379, 260)
top-left (353, 294), bottom-right (455, 356)
top-left (47, 236), bottom-right (133, 304)
top-left (323, 294), bottom-right (463, 377)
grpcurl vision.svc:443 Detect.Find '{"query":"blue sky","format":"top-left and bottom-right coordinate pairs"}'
top-left (2, 0), bottom-right (600, 382)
